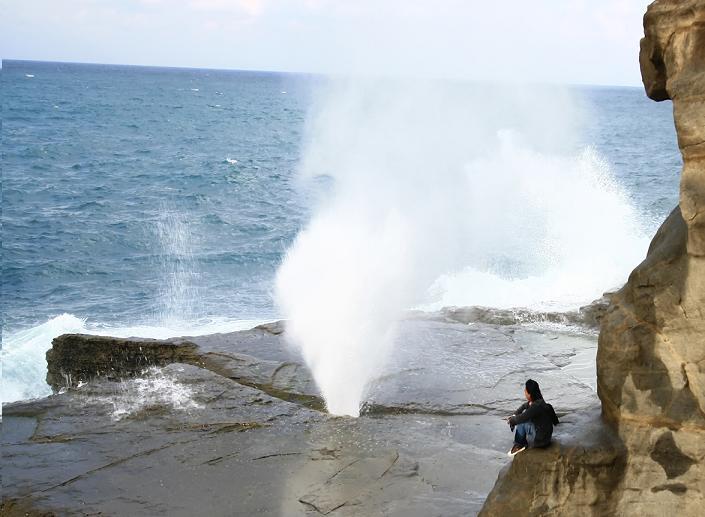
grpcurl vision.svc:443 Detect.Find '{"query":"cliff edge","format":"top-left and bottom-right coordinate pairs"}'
top-left (481, 1), bottom-right (705, 515)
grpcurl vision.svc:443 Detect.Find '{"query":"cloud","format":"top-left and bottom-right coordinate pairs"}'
top-left (188, 0), bottom-right (266, 16)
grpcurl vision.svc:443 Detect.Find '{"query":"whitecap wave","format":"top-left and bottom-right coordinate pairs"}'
top-left (420, 142), bottom-right (649, 312)
top-left (1, 314), bottom-right (270, 404)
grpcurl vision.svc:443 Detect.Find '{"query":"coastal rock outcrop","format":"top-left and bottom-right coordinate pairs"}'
top-left (5, 316), bottom-right (598, 515)
top-left (46, 327), bottom-right (326, 411)
top-left (480, 408), bottom-right (627, 516)
top-left (481, 1), bottom-right (705, 515)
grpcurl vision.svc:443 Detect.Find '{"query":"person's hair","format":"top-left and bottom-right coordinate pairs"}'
top-left (525, 379), bottom-right (543, 402)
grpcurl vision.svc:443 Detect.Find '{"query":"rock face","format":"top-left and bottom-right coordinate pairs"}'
top-left (46, 334), bottom-right (203, 388)
top-left (480, 408), bottom-right (627, 516)
top-left (598, 1), bottom-right (705, 513)
top-left (481, 1), bottom-right (705, 515)
top-left (605, 0), bottom-right (705, 431)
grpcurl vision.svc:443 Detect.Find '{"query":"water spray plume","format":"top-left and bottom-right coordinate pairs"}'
top-left (276, 79), bottom-right (649, 417)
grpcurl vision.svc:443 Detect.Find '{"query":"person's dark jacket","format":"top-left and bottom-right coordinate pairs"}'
top-left (509, 399), bottom-right (559, 448)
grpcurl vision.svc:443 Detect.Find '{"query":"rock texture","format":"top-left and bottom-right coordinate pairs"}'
top-left (439, 296), bottom-right (610, 329)
top-left (480, 408), bottom-right (626, 516)
top-left (3, 317), bottom-right (597, 516)
top-left (481, 1), bottom-right (705, 515)
top-left (45, 324), bottom-right (327, 411)
top-left (599, 1), bottom-right (705, 513)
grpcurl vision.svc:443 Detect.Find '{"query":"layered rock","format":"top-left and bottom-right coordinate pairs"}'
top-left (481, 1), bottom-right (705, 514)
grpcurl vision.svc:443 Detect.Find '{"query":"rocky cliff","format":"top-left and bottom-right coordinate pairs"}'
top-left (481, 1), bottom-right (705, 515)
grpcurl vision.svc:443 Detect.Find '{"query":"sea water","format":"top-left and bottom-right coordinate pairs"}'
top-left (1, 60), bottom-right (681, 404)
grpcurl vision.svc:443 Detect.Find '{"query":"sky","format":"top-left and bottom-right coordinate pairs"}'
top-left (1, 0), bottom-right (653, 86)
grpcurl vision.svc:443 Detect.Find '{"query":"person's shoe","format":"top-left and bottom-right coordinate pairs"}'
top-left (507, 444), bottom-right (526, 457)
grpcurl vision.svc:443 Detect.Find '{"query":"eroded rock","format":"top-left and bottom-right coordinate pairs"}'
top-left (479, 408), bottom-right (627, 517)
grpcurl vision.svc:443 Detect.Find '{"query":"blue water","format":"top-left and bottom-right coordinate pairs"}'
top-left (580, 86), bottom-right (682, 221)
top-left (1, 60), bottom-right (682, 402)
top-left (3, 60), bottom-right (318, 331)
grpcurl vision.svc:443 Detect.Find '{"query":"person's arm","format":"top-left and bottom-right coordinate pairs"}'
top-left (514, 402), bottom-right (529, 416)
top-left (509, 403), bottom-right (541, 426)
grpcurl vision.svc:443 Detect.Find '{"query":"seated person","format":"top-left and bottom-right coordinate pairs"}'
top-left (507, 379), bottom-right (559, 456)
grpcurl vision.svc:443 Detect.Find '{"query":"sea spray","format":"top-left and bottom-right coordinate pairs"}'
top-left (275, 79), bottom-right (649, 416)
top-left (107, 367), bottom-right (201, 421)
top-left (2, 204), bottom-right (263, 405)
top-left (155, 205), bottom-right (199, 325)
top-left (276, 208), bottom-right (415, 416)
top-left (423, 137), bottom-right (648, 311)
top-left (1, 315), bottom-right (269, 404)
top-left (1, 314), bottom-right (87, 403)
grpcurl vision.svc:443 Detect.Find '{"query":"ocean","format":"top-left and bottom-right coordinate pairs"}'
top-left (1, 60), bottom-right (682, 403)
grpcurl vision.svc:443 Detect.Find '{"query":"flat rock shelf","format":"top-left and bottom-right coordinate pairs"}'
top-left (2, 315), bottom-right (598, 516)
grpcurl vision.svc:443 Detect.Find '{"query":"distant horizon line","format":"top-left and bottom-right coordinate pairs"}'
top-left (2, 57), bottom-right (645, 90)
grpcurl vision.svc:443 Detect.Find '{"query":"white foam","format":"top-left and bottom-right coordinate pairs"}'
top-left (107, 367), bottom-right (200, 421)
top-left (1, 314), bottom-right (270, 404)
top-left (225, 157), bottom-right (238, 165)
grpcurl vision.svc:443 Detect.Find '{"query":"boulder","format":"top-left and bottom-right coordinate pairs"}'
top-left (46, 334), bottom-right (202, 388)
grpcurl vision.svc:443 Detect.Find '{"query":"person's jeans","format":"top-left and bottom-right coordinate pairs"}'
top-left (514, 421), bottom-right (536, 447)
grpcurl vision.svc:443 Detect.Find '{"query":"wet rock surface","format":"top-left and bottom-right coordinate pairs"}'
top-left (439, 296), bottom-right (610, 330)
top-left (3, 316), bottom-right (597, 516)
